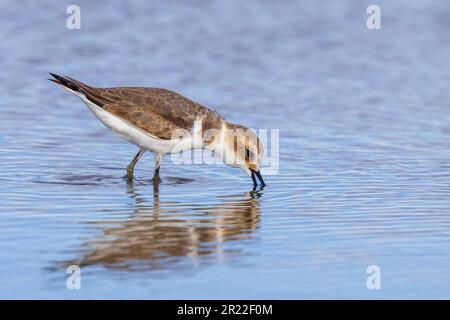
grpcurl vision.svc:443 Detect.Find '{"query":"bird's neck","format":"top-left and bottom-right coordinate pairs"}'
top-left (203, 121), bottom-right (245, 165)
top-left (203, 121), bottom-right (227, 152)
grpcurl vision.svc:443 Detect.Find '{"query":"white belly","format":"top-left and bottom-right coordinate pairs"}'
top-left (69, 89), bottom-right (184, 155)
top-left (89, 103), bottom-right (178, 154)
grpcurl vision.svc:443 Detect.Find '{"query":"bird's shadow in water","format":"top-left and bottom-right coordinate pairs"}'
top-left (62, 178), bottom-right (263, 273)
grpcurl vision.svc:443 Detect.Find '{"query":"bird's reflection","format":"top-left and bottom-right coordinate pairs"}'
top-left (69, 181), bottom-right (262, 271)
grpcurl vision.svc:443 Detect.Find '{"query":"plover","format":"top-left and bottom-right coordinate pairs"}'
top-left (49, 73), bottom-right (265, 187)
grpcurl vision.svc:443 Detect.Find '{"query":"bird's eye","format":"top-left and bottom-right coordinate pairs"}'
top-left (246, 148), bottom-right (254, 160)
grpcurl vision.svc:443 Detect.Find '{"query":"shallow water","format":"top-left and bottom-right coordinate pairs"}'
top-left (1, 0), bottom-right (450, 298)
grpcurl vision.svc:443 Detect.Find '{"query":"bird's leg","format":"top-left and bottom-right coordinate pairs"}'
top-left (126, 149), bottom-right (145, 178)
top-left (153, 154), bottom-right (163, 183)
top-left (251, 170), bottom-right (258, 188)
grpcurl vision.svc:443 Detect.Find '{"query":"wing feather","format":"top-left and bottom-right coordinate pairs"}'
top-left (49, 74), bottom-right (224, 140)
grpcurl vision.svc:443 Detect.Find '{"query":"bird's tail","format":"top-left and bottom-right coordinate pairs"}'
top-left (48, 73), bottom-right (84, 92)
top-left (48, 73), bottom-right (114, 107)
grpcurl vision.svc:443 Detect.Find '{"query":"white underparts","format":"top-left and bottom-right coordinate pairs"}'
top-left (63, 87), bottom-right (203, 155)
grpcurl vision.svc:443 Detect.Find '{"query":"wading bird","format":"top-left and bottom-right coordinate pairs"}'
top-left (49, 73), bottom-right (265, 187)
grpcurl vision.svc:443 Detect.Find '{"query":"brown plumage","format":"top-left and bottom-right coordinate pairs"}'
top-left (49, 73), bottom-right (224, 139)
top-left (49, 73), bottom-right (266, 187)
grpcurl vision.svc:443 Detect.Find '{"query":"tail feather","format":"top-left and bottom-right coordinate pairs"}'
top-left (48, 73), bottom-right (112, 107)
top-left (48, 73), bottom-right (82, 92)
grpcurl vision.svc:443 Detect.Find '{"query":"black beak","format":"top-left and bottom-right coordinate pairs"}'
top-left (251, 169), bottom-right (266, 187)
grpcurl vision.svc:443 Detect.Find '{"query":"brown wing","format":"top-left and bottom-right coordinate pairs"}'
top-left (98, 87), bottom-right (224, 139)
top-left (50, 74), bottom-right (224, 139)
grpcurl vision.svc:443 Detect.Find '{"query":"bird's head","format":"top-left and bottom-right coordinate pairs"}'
top-left (222, 123), bottom-right (266, 187)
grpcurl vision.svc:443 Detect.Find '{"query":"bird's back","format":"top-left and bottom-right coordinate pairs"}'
top-left (50, 74), bottom-right (224, 140)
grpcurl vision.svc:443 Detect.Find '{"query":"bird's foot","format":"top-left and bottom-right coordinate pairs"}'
top-left (152, 175), bottom-right (162, 184)
top-left (126, 165), bottom-right (134, 176)
top-left (124, 172), bottom-right (134, 180)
